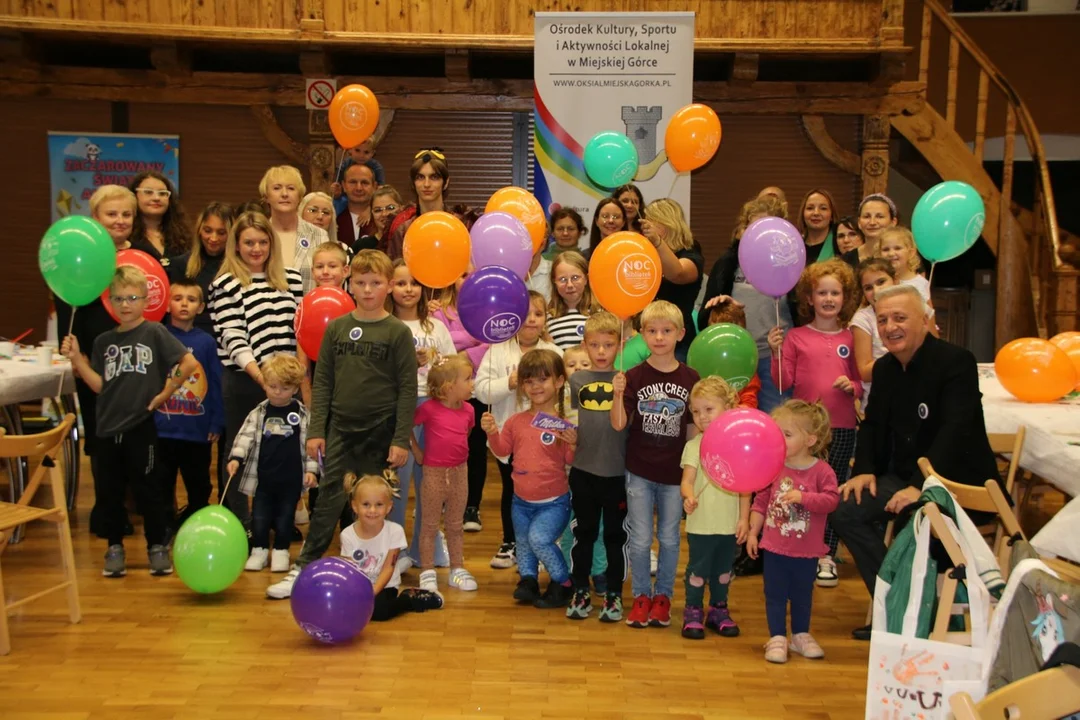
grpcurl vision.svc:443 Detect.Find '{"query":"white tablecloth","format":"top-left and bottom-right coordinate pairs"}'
top-left (979, 363), bottom-right (1080, 497)
top-left (0, 354), bottom-right (75, 406)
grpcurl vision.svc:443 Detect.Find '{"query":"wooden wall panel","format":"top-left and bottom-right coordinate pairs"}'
top-left (3, 0), bottom-right (890, 43)
top-left (689, 115), bottom-right (863, 270)
top-left (0, 98), bottom-right (113, 345)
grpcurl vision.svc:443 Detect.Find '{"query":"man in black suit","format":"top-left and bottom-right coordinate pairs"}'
top-left (832, 284), bottom-right (1001, 639)
top-left (336, 163), bottom-right (380, 253)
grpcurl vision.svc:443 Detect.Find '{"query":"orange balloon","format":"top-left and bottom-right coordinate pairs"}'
top-left (402, 211), bottom-right (471, 289)
top-left (588, 232), bottom-right (662, 320)
top-left (994, 337), bottom-right (1078, 403)
top-left (665, 104), bottom-right (722, 173)
top-left (328, 84), bottom-right (379, 149)
top-left (485, 187), bottom-right (546, 254)
top-left (1049, 332), bottom-right (1080, 391)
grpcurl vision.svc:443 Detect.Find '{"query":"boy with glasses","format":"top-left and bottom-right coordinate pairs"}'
top-left (62, 266), bottom-right (198, 578)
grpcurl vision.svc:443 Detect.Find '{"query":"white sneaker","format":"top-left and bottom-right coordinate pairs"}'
top-left (650, 550), bottom-right (658, 576)
top-left (396, 554), bottom-right (415, 576)
top-left (271, 549), bottom-right (291, 572)
top-left (267, 567), bottom-right (299, 599)
top-left (490, 542), bottom-right (516, 569)
top-left (816, 556), bottom-right (839, 588)
top-left (449, 567), bottom-right (478, 591)
top-left (419, 569), bottom-right (438, 593)
top-left (434, 530), bottom-right (450, 568)
top-left (245, 547), bottom-right (269, 571)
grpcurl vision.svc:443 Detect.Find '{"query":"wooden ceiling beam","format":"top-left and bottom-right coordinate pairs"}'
top-left (444, 49), bottom-right (471, 83)
top-left (0, 63), bottom-right (924, 116)
top-left (150, 42), bottom-right (192, 78)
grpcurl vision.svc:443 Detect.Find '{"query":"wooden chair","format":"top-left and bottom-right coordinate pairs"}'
top-left (987, 427), bottom-right (1025, 498)
top-left (0, 414), bottom-right (81, 655)
top-left (918, 457), bottom-right (1009, 559)
top-left (985, 479), bottom-right (1080, 585)
top-left (950, 664), bottom-right (1080, 720)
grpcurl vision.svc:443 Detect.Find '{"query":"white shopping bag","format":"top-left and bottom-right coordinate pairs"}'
top-left (865, 510), bottom-right (992, 720)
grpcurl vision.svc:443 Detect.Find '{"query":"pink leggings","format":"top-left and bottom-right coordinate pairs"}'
top-left (419, 463), bottom-right (467, 570)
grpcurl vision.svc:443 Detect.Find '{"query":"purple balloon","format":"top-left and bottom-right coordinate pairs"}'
top-left (458, 265), bottom-right (531, 343)
top-left (470, 211), bottom-right (534, 280)
top-left (737, 217), bottom-right (807, 298)
top-left (290, 557), bottom-right (374, 644)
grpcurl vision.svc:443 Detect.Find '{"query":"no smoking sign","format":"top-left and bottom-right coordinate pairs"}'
top-left (305, 78), bottom-right (337, 110)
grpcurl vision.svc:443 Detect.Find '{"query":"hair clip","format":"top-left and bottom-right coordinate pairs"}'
top-left (861, 193), bottom-right (897, 217)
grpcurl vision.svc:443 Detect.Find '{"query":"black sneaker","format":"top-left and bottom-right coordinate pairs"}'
top-left (463, 506), bottom-right (482, 532)
top-left (534, 581), bottom-right (573, 609)
top-left (513, 576), bottom-right (541, 603)
top-left (852, 624), bottom-right (872, 641)
top-left (401, 588), bottom-right (444, 612)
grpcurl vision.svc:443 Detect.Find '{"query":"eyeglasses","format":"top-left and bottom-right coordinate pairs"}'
top-left (372, 204), bottom-right (398, 214)
top-left (110, 294), bottom-right (146, 305)
top-left (414, 148), bottom-right (446, 161)
top-left (136, 188), bottom-right (171, 199)
top-left (556, 275), bottom-right (584, 286)
top-left (599, 214), bottom-right (622, 222)
top-left (303, 207), bottom-right (333, 217)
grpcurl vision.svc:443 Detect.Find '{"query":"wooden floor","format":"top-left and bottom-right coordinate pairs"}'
top-left (4, 455), bottom-right (882, 720)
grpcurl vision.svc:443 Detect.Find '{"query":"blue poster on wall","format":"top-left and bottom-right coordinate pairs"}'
top-left (47, 132), bottom-right (180, 221)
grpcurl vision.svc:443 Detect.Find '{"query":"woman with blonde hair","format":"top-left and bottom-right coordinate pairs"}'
top-left (298, 192), bottom-right (337, 242)
top-left (547, 250), bottom-right (596, 349)
top-left (209, 211), bottom-right (304, 522)
top-left (258, 165), bottom-right (330, 291)
top-left (642, 198), bottom-right (704, 359)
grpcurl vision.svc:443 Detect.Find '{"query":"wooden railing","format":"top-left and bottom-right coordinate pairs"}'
top-left (917, 0), bottom-right (1065, 336)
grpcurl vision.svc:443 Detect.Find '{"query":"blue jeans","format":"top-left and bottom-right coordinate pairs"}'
top-left (756, 354), bottom-right (791, 414)
top-left (252, 478), bottom-right (303, 551)
top-left (763, 550), bottom-right (817, 637)
top-left (511, 493), bottom-right (571, 583)
top-left (625, 471), bottom-right (683, 598)
top-left (389, 398), bottom-right (447, 564)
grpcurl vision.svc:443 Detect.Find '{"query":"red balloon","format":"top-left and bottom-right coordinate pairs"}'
top-left (101, 249), bottom-right (170, 323)
top-left (295, 287), bottom-right (355, 358)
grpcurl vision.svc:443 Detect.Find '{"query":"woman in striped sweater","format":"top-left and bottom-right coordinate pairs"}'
top-left (209, 211), bottom-right (304, 523)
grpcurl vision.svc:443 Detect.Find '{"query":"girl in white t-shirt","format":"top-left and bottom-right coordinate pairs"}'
top-left (339, 471), bottom-right (443, 622)
top-left (850, 258), bottom-right (897, 409)
top-left (390, 259), bottom-right (453, 569)
top-left (880, 227), bottom-right (932, 303)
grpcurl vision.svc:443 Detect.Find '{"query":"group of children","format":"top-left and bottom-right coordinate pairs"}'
top-left (59, 183), bottom-right (939, 661)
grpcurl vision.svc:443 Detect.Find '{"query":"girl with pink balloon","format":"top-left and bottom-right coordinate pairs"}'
top-left (678, 377), bottom-right (750, 641)
top-left (766, 259), bottom-right (861, 589)
top-left (746, 400), bottom-right (840, 664)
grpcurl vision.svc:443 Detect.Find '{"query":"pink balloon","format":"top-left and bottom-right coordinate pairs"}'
top-left (469, 211), bottom-right (534, 280)
top-left (737, 217), bottom-right (806, 298)
top-left (699, 408), bottom-right (785, 493)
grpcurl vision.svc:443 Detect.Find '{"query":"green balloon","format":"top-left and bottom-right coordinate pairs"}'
top-left (615, 333), bottom-right (651, 372)
top-left (686, 323), bottom-right (758, 391)
top-left (583, 131), bottom-right (639, 189)
top-left (173, 506), bottom-right (249, 594)
top-left (39, 216), bottom-right (118, 306)
top-left (911, 180), bottom-right (985, 263)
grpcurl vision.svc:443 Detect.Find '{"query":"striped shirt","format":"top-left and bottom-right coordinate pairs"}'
top-left (547, 311), bottom-right (588, 350)
top-left (209, 269), bottom-right (304, 370)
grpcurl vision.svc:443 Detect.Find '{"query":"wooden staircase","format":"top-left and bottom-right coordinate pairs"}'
top-left (893, 0), bottom-right (1076, 343)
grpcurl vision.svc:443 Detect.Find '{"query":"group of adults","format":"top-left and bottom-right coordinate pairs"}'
top-left (54, 149), bottom-right (1002, 641)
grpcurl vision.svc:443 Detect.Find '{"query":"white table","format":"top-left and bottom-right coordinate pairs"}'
top-left (0, 352), bottom-right (80, 541)
top-left (978, 363), bottom-right (1080, 497)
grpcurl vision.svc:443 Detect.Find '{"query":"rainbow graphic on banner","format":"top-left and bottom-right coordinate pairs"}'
top-left (533, 88), bottom-right (606, 216)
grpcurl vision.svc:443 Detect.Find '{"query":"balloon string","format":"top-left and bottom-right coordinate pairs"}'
top-left (58, 309), bottom-right (76, 397)
top-left (619, 321), bottom-right (625, 374)
top-left (695, 479), bottom-right (709, 500)
top-left (221, 471), bottom-right (236, 505)
top-left (334, 149), bottom-right (349, 184)
top-left (928, 261), bottom-right (936, 288)
top-left (666, 172), bottom-right (679, 200)
top-left (487, 348), bottom-right (493, 415)
top-left (775, 298), bottom-right (782, 394)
